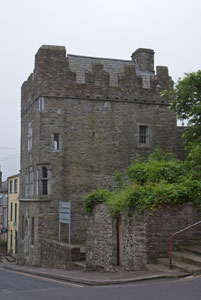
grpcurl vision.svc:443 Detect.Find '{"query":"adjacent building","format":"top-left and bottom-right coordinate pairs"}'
top-left (7, 174), bottom-right (20, 254)
top-left (0, 168), bottom-right (8, 241)
top-left (18, 45), bottom-right (185, 266)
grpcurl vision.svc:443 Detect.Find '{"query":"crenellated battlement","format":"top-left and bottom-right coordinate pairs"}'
top-left (21, 45), bottom-right (172, 112)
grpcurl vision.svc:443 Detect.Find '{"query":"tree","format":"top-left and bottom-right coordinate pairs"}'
top-left (171, 70), bottom-right (201, 145)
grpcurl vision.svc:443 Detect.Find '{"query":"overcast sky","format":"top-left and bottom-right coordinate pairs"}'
top-left (0, 0), bottom-right (201, 180)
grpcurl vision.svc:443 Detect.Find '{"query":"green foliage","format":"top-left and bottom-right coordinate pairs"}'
top-left (84, 189), bottom-right (112, 213)
top-left (170, 71), bottom-right (201, 145)
top-left (106, 185), bottom-right (140, 216)
top-left (184, 143), bottom-right (201, 180)
top-left (84, 149), bottom-right (201, 215)
top-left (106, 179), bottom-right (201, 215)
top-left (0, 238), bottom-right (6, 245)
top-left (126, 149), bottom-right (186, 185)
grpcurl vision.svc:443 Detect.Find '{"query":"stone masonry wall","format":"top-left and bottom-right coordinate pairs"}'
top-left (86, 204), bottom-right (117, 271)
top-left (40, 239), bottom-right (81, 269)
top-left (86, 203), bottom-right (201, 271)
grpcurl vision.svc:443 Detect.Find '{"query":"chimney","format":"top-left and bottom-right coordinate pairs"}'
top-left (131, 48), bottom-right (155, 72)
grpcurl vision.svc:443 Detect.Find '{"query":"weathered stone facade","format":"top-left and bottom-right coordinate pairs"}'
top-left (18, 45), bottom-right (185, 266)
top-left (86, 203), bottom-right (201, 271)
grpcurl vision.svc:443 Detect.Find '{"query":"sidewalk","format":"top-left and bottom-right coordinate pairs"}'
top-left (0, 260), bottom-right (189, 286)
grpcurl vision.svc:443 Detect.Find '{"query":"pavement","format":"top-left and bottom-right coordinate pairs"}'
top-left (0, 259), bottom-right (189, 286)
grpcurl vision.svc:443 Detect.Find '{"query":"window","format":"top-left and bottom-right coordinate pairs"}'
top-left (139, 125), bottom-right (149, 144)
top-left (10, 230), bottom-right (13, 249)
top-left (28, 122), bottom-right (32, 151)
top-left (31, 217), bottom-right (34, 245)
top-left (15, 231), bottom-right (18, 254)
top-left (14, 179), bottom-right (18, 193)
top-left (9, 180), bottom-right (13, 194)
top-left (14, 203), bottom-right (17, 223)
top-left (42, 167), bottom-right (48, 178)
top-left (42, 167), bottom-right (48, 195)
top-left (36, 165), bottom-right (51, 196)
top-left (25, 167), bottom-right (34, 199)
top-left (10, 202), bottom-right (13, 221)
top-left (22, 216), bottom-right (24, 240)
top-left (53, 133), bottom-right (60, 151)
top-left (39, 97), bottom-right (45, 111)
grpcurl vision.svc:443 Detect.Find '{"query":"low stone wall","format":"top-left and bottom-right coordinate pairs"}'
top-left (86, 203), bottom-right (201, 271)
top-left (40, 239), bottom-right (81, 269)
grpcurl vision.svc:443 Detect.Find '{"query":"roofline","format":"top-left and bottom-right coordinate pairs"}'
top-left (68, 54), bottom-right (132, 63)
top-left (7, 174), bottom-right (20, 180)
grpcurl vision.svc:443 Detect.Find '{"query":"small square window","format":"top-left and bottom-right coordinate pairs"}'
top-left (139, 125), bottom-right (149, 144)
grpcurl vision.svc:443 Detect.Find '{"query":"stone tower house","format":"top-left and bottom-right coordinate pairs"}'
top-left (18, 45), bottom-right (184, 266)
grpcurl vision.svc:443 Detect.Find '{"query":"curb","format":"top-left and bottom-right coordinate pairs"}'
top-left (0, 264), bottom-right (188, 286)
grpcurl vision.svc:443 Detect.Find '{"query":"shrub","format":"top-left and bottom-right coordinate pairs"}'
top-left (84, 149), bottom-right (201, 215)
top-left (126, 156), bottom-right (186, 185)
top-left (84, 189), bottom-right (112, 213)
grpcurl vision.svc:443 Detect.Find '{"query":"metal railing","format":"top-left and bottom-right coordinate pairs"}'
top-left (169, 220), bottom-right (201, 269)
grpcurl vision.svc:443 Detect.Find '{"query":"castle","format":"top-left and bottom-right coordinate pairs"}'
top-left (18, 45), bottom-right (184, 266)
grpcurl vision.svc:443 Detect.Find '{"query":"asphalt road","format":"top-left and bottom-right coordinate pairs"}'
top-left (0, 267), bottom-right (201, 300)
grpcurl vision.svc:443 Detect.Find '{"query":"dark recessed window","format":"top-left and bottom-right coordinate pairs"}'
top-left (42, 167), bottom-right (48, 178)
top-left (10, 180), bottom-right (13, 194)
top-left (139, 125), bottom-right (149, 144)
top-left (14, 179), bottom-right (18, 193)
top-left (42, 180), bottom-right (48, 195)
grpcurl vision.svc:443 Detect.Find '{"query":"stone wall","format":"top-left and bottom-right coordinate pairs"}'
top-left (86, 203), bottom-right (201, 271)
top-left (86, 204), bottom-right (117, 271)
top-left (39, 239), bottom-right (81, 269)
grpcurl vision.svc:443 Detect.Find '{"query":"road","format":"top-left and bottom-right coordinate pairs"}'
top-left (0, 267), bottom-right (201, 300)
